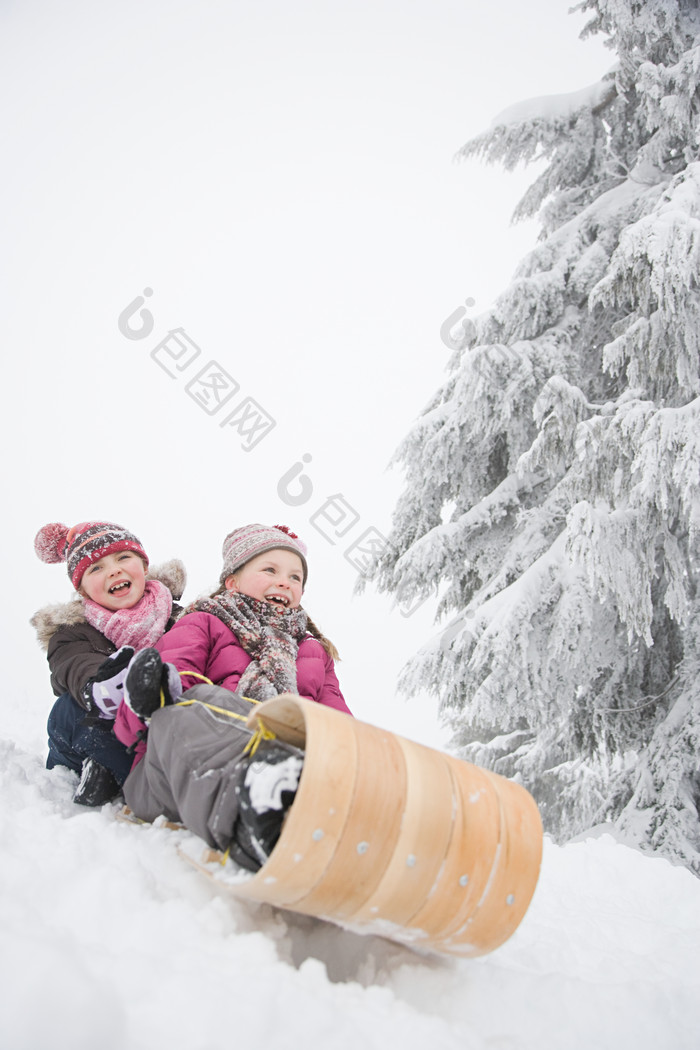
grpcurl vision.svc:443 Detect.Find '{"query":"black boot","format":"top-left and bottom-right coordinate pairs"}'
top-left (124, 648), bottom-right (164, 720)
top-left (125, 648), bottom-right (182, 721)
top-left (73, 758), bottom-right (121, 807)
top-left (231, 741), bottom-right (304, 870)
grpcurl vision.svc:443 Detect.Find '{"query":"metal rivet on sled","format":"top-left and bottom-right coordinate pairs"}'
top-left (406, 854), bottom-right (417, 868)
top-left (459, 874), bottom-right (469, 887)
top-left (311, 828), bottom-right (324, 842)
top-left (506, 893), bottom-right (515, 906)
top-left (357, 841), bottom-right (369, 855)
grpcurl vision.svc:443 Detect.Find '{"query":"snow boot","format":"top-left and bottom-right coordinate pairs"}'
top-left (124, 648), bottom-right (182, 721)
top-left (231, 741), bottom-right (304, 871)
top-left (73, 758), bottom-right (121, 807)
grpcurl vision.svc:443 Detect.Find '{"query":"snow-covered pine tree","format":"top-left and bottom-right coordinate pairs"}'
top-left (366, 0), bottom-right (700, 872)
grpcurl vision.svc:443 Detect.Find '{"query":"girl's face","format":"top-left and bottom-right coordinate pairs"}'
top-left (80, 551), bottom-right (147, 611)
top-left (225, 549), bottom-right (304, 613)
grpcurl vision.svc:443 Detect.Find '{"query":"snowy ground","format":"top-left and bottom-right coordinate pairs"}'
top-left (2, 4), bottom-right (700, 1046)
top-left (2, 713), bottom-right (699, 1050)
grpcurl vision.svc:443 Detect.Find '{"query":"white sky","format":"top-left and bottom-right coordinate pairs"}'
top-left (1, 0), bottom-right (611, 747)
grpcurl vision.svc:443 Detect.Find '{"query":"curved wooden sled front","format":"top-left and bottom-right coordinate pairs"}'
top-left (216, 695), bottom-right (543, 957)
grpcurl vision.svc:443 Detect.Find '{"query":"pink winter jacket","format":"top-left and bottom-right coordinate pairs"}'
top-left (115, 611), bottom-right (351, 764)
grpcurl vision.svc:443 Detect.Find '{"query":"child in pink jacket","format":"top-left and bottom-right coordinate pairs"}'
top-left (115, 524), bottom-right (351, 870)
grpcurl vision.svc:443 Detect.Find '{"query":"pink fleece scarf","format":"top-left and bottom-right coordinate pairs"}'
top-left (83, 580), bottom-right (173, 651)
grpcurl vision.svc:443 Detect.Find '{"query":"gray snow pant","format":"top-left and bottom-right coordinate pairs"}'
top-left (123, 684), bottom-right (260, 852)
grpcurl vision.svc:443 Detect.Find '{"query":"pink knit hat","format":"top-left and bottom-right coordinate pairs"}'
top-left (34, 521), bottom-right (149, 589)
top-left (221, 524), bottom-right (308, 585)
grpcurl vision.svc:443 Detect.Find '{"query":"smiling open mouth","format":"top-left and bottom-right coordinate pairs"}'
top-left (109, 581), bottom-right (131, 595)
top-left (266, 595), bottom-right (289, 607)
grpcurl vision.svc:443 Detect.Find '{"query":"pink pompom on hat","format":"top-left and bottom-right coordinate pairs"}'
top-left (221, 524), bottom-right (308, 585)
top-left (34, 521), bottom-right (149, 589)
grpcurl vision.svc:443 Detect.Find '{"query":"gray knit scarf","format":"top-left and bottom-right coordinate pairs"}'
top-left (193, 591), bottom-right (309, 701)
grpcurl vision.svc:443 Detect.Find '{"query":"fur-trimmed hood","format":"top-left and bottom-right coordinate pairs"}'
top-left (31, 559), bottom-right (187, 651)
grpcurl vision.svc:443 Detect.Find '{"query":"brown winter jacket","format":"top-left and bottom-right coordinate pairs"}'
top-left (31, 560), bottom-right (187, 710)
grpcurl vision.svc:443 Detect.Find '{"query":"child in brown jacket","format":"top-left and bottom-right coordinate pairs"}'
top-left (31, 520), bottom-right (185, 806)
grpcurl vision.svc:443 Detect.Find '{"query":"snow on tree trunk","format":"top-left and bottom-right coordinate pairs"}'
top-left (365, 0), bottom-right (700, 873)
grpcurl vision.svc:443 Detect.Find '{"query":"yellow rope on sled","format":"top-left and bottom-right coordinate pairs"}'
top-left (159, 669), bottom-right (219, 710)
top-left (243, 719), bottom-right (276, 756)
top-left (175, 697), bottom-right (262, 721)
top-left (166, 669), bottom-right (262, 720)
top-left (178, 671), bottom-right (215, 686)
top-left (177, 699), bottom-right (240, 719)
top-left (170, 704), bottom-right (274, 752)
